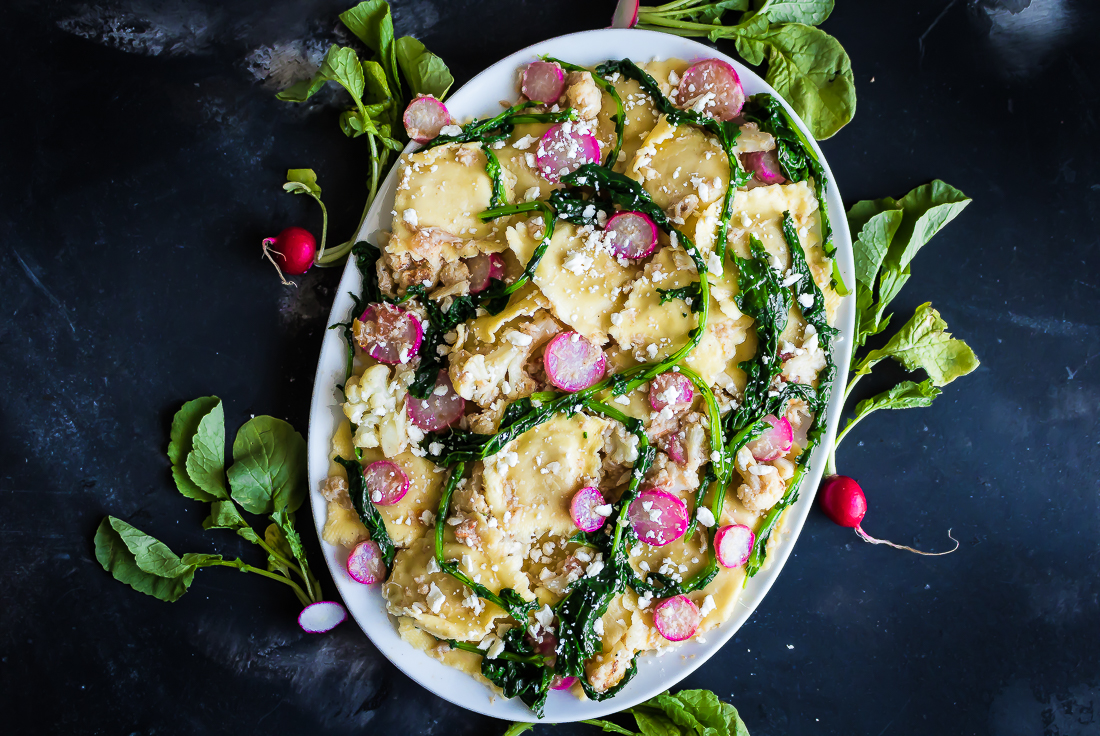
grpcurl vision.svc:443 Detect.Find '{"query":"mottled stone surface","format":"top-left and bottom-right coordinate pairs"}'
top-left (2, 1), bottom-right (1099, 734)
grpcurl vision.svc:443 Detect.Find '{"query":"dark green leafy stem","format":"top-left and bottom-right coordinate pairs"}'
top-left (449, 632), bottom-right (553, 717)
top-left (477, 200), bottom-right (558, 314)
top-left (544, 56), bottom-right (626, 168)
top-left (423, 102), bottom-right (579, 151)
top-left (580, 654), bottom-right (640, 701)
top-left (483, 146), bottom-right (509, 208)
top-left (405, 285), bottom-right (478, 399)
top-left (657, 282), bottom-right (704, 311)
top-left (336, 456), bottom-right (396, 570)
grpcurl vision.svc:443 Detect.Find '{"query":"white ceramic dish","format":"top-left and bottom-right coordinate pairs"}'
top-left (307, 27), bottom-right (855, 723)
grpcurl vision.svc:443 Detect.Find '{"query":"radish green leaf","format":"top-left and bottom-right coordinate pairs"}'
top-left (227, 416), bottom-right (307, 515)
top-left (184, 399), bottom-right (227, 500)
top-left (855, 302), bottom-right (980, 387)
top-left (396, 36), bottom-right (454, 99)
top-left (168, 396), bottom-right (220, 502)
top-left (94, 517), bottom-right (200, 602)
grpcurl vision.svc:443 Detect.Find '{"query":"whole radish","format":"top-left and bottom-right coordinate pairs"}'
top-left (819, 475), bottom-right (958, 556)
top-left (262, 226), bottom-right (316, 285)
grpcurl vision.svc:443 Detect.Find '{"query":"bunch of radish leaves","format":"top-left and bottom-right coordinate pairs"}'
top-left (826, 181), bottom-right (980, 474)
top-left (95, 397), bottom-right (322, 608)
top-left (275, 0), bottom-right (452, 266)
top-left (503, 688), bottom-right (750, 736)
top-left (630, 0), bottom-right (854, 139)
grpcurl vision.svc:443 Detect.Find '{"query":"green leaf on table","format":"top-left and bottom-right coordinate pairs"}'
top-left (361, 59), bottom-right (393, 103)
top-left (272, 508), bottom-right (307, 566)
top-left (632, 689), bottom-right (749, 736)
top-left (202, 499), bottom-right (263, 544)
top-left (227, 416), bottom-right (307, 516)
top-left (339, 0), bottom-right (400, 92)
top-left (852, 207), bottom-right (902, 287)
top-left (184, 400), bottom-right (227, 500)
top-left (729, 13), bottom-right (770, 65)
top-left (857, 302), bottom-right (980, 386)
top-left (167, 396), bottom-right (220, 502)
top-left (395, 36), bottom-right (454, 99)
top-left (757, 0), bottom-right (834, 25)
top-left (283, 168), bottom-right (322, 197)
top-left (854, 379), bottom-right (941, 418)
top-left (883, 180), bottom-right (971, 272)
top-left (95, 517), bottom-right (199, 602)
top-left (264, 522), bottom-right (294, 577)
top-left (276, 45), bottom-right (365, 107)
top-left (501, 724), bottom-right (535, 736)
top-left (579, 718), bottom-right (638, 735)
top-left (688, 0), bottom-right (750, 24)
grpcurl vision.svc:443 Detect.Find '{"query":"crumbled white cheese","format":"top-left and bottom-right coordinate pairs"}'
top-left (696, 506), bottom-right (716, 528)
top-left (426, 583), bottom-right (446, 614)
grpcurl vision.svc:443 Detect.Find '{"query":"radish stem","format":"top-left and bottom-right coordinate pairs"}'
top-left (207, 559), bottom-right (312, 607)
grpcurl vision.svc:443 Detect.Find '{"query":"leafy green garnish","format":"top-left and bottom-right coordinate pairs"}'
top-left (854, 302), bottom-right (980, 386)
top-left (227, 416), bottom-right (307, 515)
top-left (336, 455), bottom-right (397, 570)
top-left (395, 36), bottom-right (453, 98)
top-left (168, 396), bottom-right (222, 502)
top-left (283, 168), bottom-right (329, 261)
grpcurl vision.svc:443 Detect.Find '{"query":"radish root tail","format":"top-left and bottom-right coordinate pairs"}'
top-left (854, 527), bottom-right (959, 556)
top-left (262, 238), bottom-right (296, 287)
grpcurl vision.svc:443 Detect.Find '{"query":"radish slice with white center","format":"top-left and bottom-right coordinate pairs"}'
top-left (521, 61), bottom-right (566, 104)
top-left (628, 488), bottom-right (689, 547)
top-left (605, 210), bottom-right (658, 259)
top-left (346, 540), bottom-right (386, 584)
top-left (465, 253), bottom-right (505, 293)
top-left (676, 59), bottom-right (745, 122)
top-left (551, 675), bottom-right (577, 691)
top-left (536, 123), bottom-right (601, 183)
top-left (358, 304), bottom-right (423, 365)
top-left (403, 94), bottom-right (452, 143)
top-left (742, 149), bottom-right (786, 185)
top-left (406, 370), bottom-right (466, 432)
top-left (570, 486), bottom-right (610, 532)
top-left (653, 595), bottom-right (701, 642)
top-left (649, 371), bottom-right (694, 412)
top-left (714, 524), bottom-right (755, 568)
top-left (543, 331), bottom-right (606, 392)
top-left (298, 601), bottom-right (347, 633)
top-left (610, 0), bottom-right (640, 28)
top-left (745, 414), bottom-right (793, 462)
top-left (363, 460), bottom-right (410, 506)
top-left (660, 435), bottom-right (686, 465)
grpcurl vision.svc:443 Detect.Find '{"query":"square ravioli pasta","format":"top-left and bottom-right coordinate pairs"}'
top-left (321, 54), bottom-right (844, 715)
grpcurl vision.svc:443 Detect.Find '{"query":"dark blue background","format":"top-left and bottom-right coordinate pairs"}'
top-left (2, 1), bottom-right (1098, 734)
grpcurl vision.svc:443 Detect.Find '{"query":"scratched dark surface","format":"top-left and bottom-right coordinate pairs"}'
top-left (2, 0), bottom-right (1099, 734)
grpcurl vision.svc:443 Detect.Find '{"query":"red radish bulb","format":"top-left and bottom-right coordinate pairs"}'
top-left (570, 486), bottom-right (611, 532)
top-left (742, 149), bottom-right (786, 185)
top-left (406, 370), bottom-right (466, 432)
top-left (714, 524), bottom-right (755, 568)
top-left (535, 123), bottom-right (601, 183)
top-left (551, 675), bottom-right (577, 691)
top-left (819, 475), bottom-right (960, 556)
top-left (653, 595), bottom-right (701, 642)
top-left (346, 540), bottom-right (386, 584)
top-left (628, 488), bottom-right (689, 547)
top-left (297, 601), bottom-right (347, 633)
top-left (746, 414), bottom-right (793, 462)
top-left (605, 210), bottom-right (659, 259)
top-left (610, 0), bottom-right (640, 28)
top-left (649, 371), bottom-right (695, 413)
top-left (262, 226), bottom-right (316, 285)
top-left (676, 59), bottom-right (745, 121)
top-left (358, 304), bottom-right (424, 365)
top-left (363, 460), bottom-right (410, 506)
top-left (521, 61), bottom-right (566, 104)
top-left (543, 332), bottom-right (607, 392)
top-left (465, 253), bottom-right (506, 293)
top-left (403, 95), bottom-right (452, 143)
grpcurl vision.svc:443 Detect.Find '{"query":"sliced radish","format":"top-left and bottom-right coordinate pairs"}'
top-left (628, 488), bottom-right (689, 547)
top-left (407, 370), bottom-right (466, 432)
top-left (649, 372), bottom-right (694, 413)
top-left (659, 435), bottom-right (686, 465)
top-left (745, 414), bottom-right (793, 462)
top-left (358, 304), bottom-right (423, 365)
top-left (551, 675), bottom-right (577, 690)
top-left (465, 253), bottom-right (506, 293)
top-left (570, 486), bottom-right (610, 533)
top-left (403, 94), bottom-right (452, 143)
top-left (521, 61), bottom-right (566, 104)
top-left (653, 595), bottom-right (701, 642)
top-left (346, 540), bottom-right (387, 584)
top-left (610, 0), bottom-right (640, 28)
top-left (298, 601), bottom-right (347, 633)
top-left (535, 123), bottom-right (601, 183)
top-left (605, 211), bottom-right (658, 259)
top-left (714, 524), bottom-right (755, 568)
top-left (363, 460), bottom-right (410, 506)
top-left (677, 59), bottom-right (745, 122)
top-left (543, 332), bottom-right (607, 392)
top-left (742, 150), bottom-right (786, 185)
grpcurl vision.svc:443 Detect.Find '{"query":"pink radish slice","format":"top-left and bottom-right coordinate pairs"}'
top-left (298, 601), bottom-right (347, 633)
top-left (403, 95), bottom-right (452, 143)
top-left (521, 61), bottom-right (566, 104)
top-left (745, 414), bottom-right (793, 462)
top-left (346, 540), bottom-right (387, 584)
top-left (605, 211), bottom-right (658, 259)
top-left (363, 460), bottom-right (410, 506)
top-left (610, 0), bottom-right (640, 28)
top-left (676, 59), bottom-right (745, 122)
top-left (535, 123), bottom-right (601, 183)
top-left (653, 595), bottom-right (701, 642)
top-left (570, 486), bottom-right (610, 533)
top-left (465, 253), bottom-right (506, 293)
top-left (742, 150), bottom-right (786, 185)
top-left (659, 435), bottom-right (686, 465)
top-left (649, 371), bottom-right (694, 412)
top-left (358, 304), bottom-right (423, 365)
top-left (714, 524), bottom-right (755, 568)
top-left (628, 488), bottom-right (689, 547)
top-left (543, 332), bottom-right (607, 392)
top-left (406, 370), bottom-right (466, 432)
top-left (551, 675), bottom-right (577, 691)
